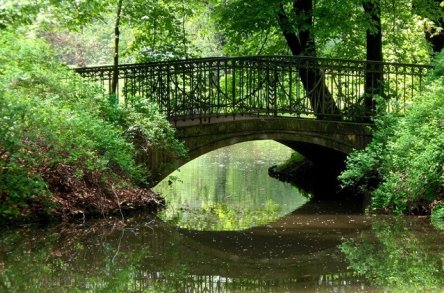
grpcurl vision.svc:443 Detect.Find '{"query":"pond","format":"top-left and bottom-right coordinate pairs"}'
top-left (1, 140), bottom-right (444, 292)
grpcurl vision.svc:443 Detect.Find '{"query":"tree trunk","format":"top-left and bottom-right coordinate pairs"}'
top-left (412, 0), bottom-right (444, 53)
top-left (363, 0), bottom-right (383, 117)
top-left (111, 0), bottom-right (123, 103)
top-left (277, 0), bottom-right (341, 119)
top-left (425, 0), bottom-right (444, 53)
top-left (425, 27), bottom-right (444, 53)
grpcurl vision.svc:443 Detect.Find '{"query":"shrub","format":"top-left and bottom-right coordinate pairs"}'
top-left (0, 30), bottom-right (184, 221)
top-left (340, 51), bottom-right (444, 214)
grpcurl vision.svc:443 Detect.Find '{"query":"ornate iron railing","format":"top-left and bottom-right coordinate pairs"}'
top-left (75, 56), bottom-right (432, 122)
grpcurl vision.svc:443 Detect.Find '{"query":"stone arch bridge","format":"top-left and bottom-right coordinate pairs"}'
top-left (75, 56), bottom-right (430, 182)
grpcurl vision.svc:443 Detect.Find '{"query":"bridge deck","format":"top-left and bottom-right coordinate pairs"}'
top-left (171, 114), bottom-right (282, 127)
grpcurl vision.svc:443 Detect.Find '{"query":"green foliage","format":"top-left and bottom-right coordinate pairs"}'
top-left (123, 0), bottom-right (211, 61)
top-left (0, 30), bottom-right (134, 219)
top-left (0, 30), bottom-right (184, 221)
top-left (7, 1), bottom-right (221, 65)
top-left (105, 98), bottom-right (187, 157)
top-left (213, 0), bottom-right (434, 62)
top-left (431, 202), bottom-right (444, 230)
top-left (340, 218), bottom-right (444, 291)
top-left (2, 0), bottom-right (438, 65)
top-left (0, 0), bottom-right (110, 30)
top-left (341, 51), bottom-right (444, 213)
top-left (0, 0), bottom-right (47, 29)
top-left (339, 107), bottom-right (398, 192)
top-left (381, 0), bottom-right (431, 63)
top-left (213, 0), bottom-right (288, 55)
top-left (38, 20), bottom-right (124, 66)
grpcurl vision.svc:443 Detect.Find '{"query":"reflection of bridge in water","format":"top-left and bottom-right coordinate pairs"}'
top-left (1, 201), bottom-right (374, 292)
top-left (129, 201), bottom-right (372, 292)
top-left (76, 56), bottom-right (431, 180)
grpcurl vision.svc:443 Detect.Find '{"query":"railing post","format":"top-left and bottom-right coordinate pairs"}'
top-left (364, 61), bottom-right (384, 119)
top-left (232, 59), bottom-right (236, 120)
top-left (166, 65), bottom-right (171, 119)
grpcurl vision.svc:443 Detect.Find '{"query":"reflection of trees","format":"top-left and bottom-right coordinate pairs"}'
top-left (155, 141), bottom-right (307, 230)
top-left (0, 220), bottom-right (190, 293)
top-left (340, 218), bottom-right (444, 291)
top-left (160, 201), bottom-right (281, 231)
top-left (0, 217), bottom-right (365, 292)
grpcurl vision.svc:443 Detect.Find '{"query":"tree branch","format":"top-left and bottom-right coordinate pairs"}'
top-left (276, 4), bottom-right (302, 55)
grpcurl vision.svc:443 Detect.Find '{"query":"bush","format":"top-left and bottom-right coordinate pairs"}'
top-left (340, 51), bottom-right (444, 214)
top-left (0, 30), bottom-right (184, 221)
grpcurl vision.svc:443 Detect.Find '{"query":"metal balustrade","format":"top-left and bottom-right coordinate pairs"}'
top-left (75, 56), bottom-right (432, 122)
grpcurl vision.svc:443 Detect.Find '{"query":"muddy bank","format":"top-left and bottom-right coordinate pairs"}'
top-left (20, 188), bottom-right (164, 225)
top-left (49, 187), bottom-right (164, 222)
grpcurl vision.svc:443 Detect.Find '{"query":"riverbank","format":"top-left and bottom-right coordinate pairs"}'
top-left (9, 192), bottom-right (164, 226)
top-left (49, 187), bottom-right (164, 223)
top-left (2, 164), bottom-right (165, 226)
top-left (0, 32), bottom-right (184, 225)
top-left (269, 152), bottom-right (438, 216)
top-left (268, 153), bottom-right (349, 200)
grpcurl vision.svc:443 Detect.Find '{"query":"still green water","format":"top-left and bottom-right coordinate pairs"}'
top-left (1, 141), bottom-right (444, 292)
top-left (154, 140), bottom-right (308, 231)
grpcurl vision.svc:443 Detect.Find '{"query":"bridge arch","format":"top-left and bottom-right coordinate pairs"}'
top-left (150, 117), bottom-right (371, 184)
top-left (176, 117), bottom-right (371, 158)
top-left (73, 56), bottom-right (429, 185)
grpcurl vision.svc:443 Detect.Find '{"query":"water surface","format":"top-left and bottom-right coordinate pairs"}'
top-left (154, 140), bottom-right (308, 230)
top-left (1, 140), bottom-right (444, 292)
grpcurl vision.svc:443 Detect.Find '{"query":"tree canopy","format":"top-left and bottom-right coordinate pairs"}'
top-left (212, 0), bottom-right (440, 63)
top-left (3, 0), bottom-right (442, 65)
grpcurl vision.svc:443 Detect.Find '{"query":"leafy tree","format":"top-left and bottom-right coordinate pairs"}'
top-left (0, 0), bottom-right (109, 30)
top-left (1, 0), bottom-right (219, 64)
top-left (340, 50), bottom-right (444, 215)
top-left (211, 0), bottom-right (438, 117)
top-left (213, 0), bottom-right (435, 60)
top-left (0, 0), bottom-right (118, 67)
top-left (414, 0), bottom-right (444, 52)
top-left (122, 0), bottom-right (210, 61)
top-left (214, 0), bottom-right (343, 117)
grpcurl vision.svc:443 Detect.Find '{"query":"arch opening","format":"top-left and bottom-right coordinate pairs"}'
top-left (153, 140), bottom-right (309, 231)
